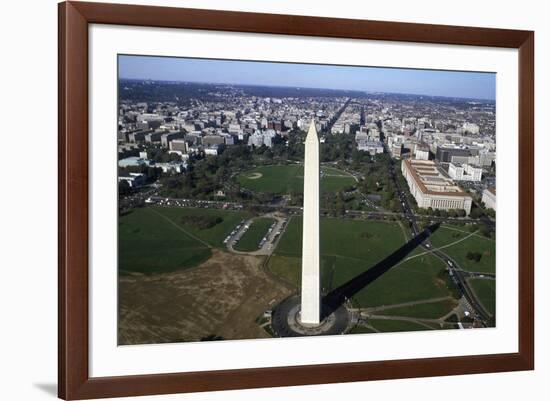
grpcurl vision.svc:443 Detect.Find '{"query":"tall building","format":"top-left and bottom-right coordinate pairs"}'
top-left (415, 144), bottom-right (430, 160)
top-left (391, 142), bottom-right (403, 159)
top-left (301, 121), bottom-right (321, 325)
top-left (145, 131), bottom-right (162, 143)
top-left (161, 132), bottom-right (184, 148)
top-left (402, 159), bottom-right (473, 215)
top-left (448, 163), bottom-right (482, 181)
top-left (169, 139), bottom-right (188, 153)
top-left (202, 135), bottom-right (225, 147)
top-left (128, 130), bottom-right (147, 143)
top-left (435, 145), bottom-right (474, 163)
top-left (482, 187), bottom-right (496, 210)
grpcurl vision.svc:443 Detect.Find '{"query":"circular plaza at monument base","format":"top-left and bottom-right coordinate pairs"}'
top-left (271, 295), bottom-right (355, 337)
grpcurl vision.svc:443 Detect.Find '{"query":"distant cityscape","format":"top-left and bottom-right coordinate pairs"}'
top-left (118, 80), bottom-right (496, 216)
top-left (117, 57), bottom-right (496, 345)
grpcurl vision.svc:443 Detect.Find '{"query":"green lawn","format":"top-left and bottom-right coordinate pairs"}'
top-left (269, 216), bottom-right (454, 308)
top-left (368, 319), bottom-right (431, 333)
top-left (468, 278), bottom-right (496, 317)
top-left (118, 207), bottom-right (249, 274)
top-left (236, 164), bottom-right (356, 194)
top-left (149, 206), bottom-right (250, 248)
top-left (234, 218), bottom-right (276, 252)
top-left (429, 224), bottom-right (496, 274)
top-left (377, 298), bottom-right (457, 319)
top-left (268, 255), bottom-right (302, 287)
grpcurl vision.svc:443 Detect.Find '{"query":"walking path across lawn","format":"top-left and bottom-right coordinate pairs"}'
top-left (440, 224), bottom-right (495, 241)
top-left (366, 314), bottom-right (440, 327)
top-left (147, 207), bottom-right (212, 248)
top-left (404, 230), bottom-right (480, 261)
top-left (361, 296), bottom-right (453, 313)
top-left (361, 231), bottom-right (479, 277)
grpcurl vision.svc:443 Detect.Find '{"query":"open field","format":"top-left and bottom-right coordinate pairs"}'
top-left (468, 278), bottom-right (496, 317)
top-left (148, 206), bottom-right (250, 248)
top-left (119, 249), bottom-right (293, 344)
top-left (268, 217), bottom-right (456, 310)
top-left (119, 207), bottom-right (249, 274)
top-left (429, 224), bottom-right (496, 274)
top-left (268, 255), bottom-right (302, 287)
top-left (119, 208), bottom-right (475, 341)
top-left (236, 164), bottom-right (356, 194)
top-left (234, 218), bottom-right (276, 252)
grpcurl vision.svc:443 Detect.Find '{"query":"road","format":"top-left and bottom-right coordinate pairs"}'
top-left (140, 193), bottom-right (493, 227)
top-left (323, 98), bottom-right (352, 134)
top-left (226, 214), bottom-right (289, 256)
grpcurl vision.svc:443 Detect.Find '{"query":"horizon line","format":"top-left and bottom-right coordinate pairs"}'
top-left (118, 77), bottom-right (496, 102)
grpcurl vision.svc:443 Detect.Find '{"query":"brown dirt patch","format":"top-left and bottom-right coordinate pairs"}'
top-left (118, 249), bottom-right (293, 345)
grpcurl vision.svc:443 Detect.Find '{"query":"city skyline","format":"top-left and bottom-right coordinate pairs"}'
top-left (119, 55), bottom-right (496, 100)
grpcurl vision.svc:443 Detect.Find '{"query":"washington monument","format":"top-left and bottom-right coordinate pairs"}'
top-left (300, 120), bottom-right (321, 324)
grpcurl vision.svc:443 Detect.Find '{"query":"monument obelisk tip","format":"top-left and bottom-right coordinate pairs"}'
top-left (306, 119), bottom-right (318, 141)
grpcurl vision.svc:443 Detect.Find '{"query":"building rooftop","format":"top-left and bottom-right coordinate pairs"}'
top-left (403, 159), bottom-right (471, 198)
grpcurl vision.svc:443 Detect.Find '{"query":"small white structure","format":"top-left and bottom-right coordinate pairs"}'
top-left (204, 146), bottom-right (220, 156)
top-left (154, 161), bottom-right (187, 173)
top-left (301, 121), bottom-right (321, 325)
top-left (118, 172), bottom-right (145, 187)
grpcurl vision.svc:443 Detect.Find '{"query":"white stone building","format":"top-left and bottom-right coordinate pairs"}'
top-left (448, 163), bottom-right (483, 181)
top-left (118, 172), bottom-right (145, 187)
top-left (401, 159), bottom-right (473, 215)
top-left (357, 140), bottom-right (384, 155)
top-left (415, 145), bottom-right (430, 160)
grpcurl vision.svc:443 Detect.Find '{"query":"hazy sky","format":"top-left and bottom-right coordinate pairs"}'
top-left (119, 55), bottom-right (496, 100)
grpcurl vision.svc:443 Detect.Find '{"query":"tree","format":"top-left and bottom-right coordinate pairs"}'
top-left (389, 199), bottom-right (401, 212)
top-left (118, 180), bottom-right (131, 196)
top-left (479, 226), bottom-right (492, 238)
top-left (469, 207), bottom-right (483, 219)
top-left (335, 192), bottom-right (346, 217)
top-left (466, 251), bottom-right (482, 262)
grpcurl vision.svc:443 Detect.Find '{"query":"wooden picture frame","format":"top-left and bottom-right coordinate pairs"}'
top-left (58, 1), bottom-right (534, 399)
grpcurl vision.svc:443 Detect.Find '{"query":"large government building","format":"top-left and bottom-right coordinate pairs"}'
top-left (401, 159), bottom-right (473, 215)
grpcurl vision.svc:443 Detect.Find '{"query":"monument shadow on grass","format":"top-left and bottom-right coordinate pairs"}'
top-left (321, 223), bottom-right (441, 319)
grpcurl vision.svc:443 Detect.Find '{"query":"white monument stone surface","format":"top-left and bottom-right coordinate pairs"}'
top-left (300, 120), bottom-right (321, 324)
